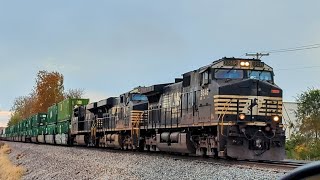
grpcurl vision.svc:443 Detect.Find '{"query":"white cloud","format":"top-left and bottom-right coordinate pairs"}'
top-left (0, 111), bottom-right (11, 127)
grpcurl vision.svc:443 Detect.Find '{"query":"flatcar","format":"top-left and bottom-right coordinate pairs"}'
top-left (0, 57), bottom-right (285, 161)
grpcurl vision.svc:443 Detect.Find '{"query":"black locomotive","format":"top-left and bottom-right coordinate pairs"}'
top-left (71, 57), bottom-right (285, 160)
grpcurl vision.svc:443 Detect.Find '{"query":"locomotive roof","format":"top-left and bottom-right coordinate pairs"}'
top-left (183, 57), bottom-right (271, 76)
top-left (138, 57), bottom-right (273, 97)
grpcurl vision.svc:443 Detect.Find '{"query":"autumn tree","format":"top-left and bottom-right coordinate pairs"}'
top-left (8, 70), bottom-right (85, 126)
top-left (10, 93), bottom-right (36, 120)
top-left (7, 111), bottom-right (20, 127)
top-left (32, 71), bottom-right (64, 113)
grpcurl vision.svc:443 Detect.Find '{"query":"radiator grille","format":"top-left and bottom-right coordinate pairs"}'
top-left (214, 95), bottom-right (282, 117)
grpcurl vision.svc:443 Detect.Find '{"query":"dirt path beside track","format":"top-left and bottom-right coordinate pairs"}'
top-left (4, 141), bottom-right (288, 180)
top-left (0, 142), bottom-right (25, 180)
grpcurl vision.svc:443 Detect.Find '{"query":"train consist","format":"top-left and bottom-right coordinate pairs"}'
top-left (0, 57), bottom-right (285, 160)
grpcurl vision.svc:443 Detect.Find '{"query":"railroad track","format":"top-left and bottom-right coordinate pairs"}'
top-left (2, 140), bottom-right (308, 171)
top-left (70, 146), bottom-right (306, 171)
top-left (234, 160), bottom-right (307, 170)
top-left (81, 145), bottom-right (308, 171)
top-left (171, 156), bottom-right (307, 171)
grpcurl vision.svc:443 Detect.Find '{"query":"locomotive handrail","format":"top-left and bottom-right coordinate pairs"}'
top-left (217, 99), bottom-right (232, 137)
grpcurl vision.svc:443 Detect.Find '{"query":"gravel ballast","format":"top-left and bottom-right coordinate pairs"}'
top-left (3, 141), bottom-right (287, 180)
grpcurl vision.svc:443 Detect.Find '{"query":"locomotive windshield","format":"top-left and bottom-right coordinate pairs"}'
top-left (131, 94), bottom-right (148, 101)
top-left (214, 69), bottom-right (273, 82)
top-left (215, 69), bottom-right (244, 79)
top-left (247, 70), bottom-right (272, 81)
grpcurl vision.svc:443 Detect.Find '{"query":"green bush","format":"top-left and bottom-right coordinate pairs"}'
top-left (286, 134), bottom-right (320, 160)
top-left (286, 89), bottom-right (320, 161)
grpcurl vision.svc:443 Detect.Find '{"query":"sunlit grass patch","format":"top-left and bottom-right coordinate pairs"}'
top-left (0, 143), bottom-right (25, 180)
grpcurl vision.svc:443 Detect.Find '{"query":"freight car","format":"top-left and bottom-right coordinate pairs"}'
top-left (0, 99), bottom-right (89, 145)
top-left (0, 57), bottom-right (285, 161)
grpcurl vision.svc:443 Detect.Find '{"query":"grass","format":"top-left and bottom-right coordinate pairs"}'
top-left (0, 142), bottom-right (25, 180)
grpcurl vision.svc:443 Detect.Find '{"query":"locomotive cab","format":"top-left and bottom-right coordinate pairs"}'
top-left (212, 58), bottom-right (282, 123)
top-left (210, 58), bottom-right (285, 160)
top-left (176, 57), bottom-right (285, 160)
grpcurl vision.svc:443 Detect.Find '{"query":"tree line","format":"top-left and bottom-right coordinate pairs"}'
top-left (8, 70), bottom-right (84, 126)
top-left (286, 89), bottom-right (320, 160)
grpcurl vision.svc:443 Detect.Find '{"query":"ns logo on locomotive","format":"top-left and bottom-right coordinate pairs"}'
top-left (0, 57), bottom-right (285, 161)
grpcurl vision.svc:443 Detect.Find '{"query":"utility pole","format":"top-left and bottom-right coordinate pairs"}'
top-left (245, 53), bottom-right (269, 59)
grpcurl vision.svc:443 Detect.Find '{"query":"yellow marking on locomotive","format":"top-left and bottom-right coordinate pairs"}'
top-left (259, 104), bottom-right (283, 109)
top-left (131, 110), bottom-right (145, 146)
top-left (214, 95), bottom-right (282, 116)
top-left (214, 99), bottom-right (249, 103)
top-left (215, 95), bottom-right (282, 100)
top-left (215, 107), bottom-right (242, 111)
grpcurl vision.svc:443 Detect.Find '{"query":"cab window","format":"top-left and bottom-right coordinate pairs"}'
top-left (131, 94), bottom-right (148, 101)
top-left (247, 70), bottom-right (272, 81)
top-left (200, 70), bottom-right (209, 85)
top-left (214, 69), bottom-right (244, 79)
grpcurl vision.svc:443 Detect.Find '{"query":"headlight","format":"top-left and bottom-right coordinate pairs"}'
top-left (240, 61), bottom-right (250, 67)
top-left (239, 113), bottom-right (246, 120)
top-left (273, 116), bottom-right (280, 122)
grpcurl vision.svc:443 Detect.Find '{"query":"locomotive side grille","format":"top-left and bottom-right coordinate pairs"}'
top-left (131, 110), bottom-right (148, 126)
top-left (214, 95), bottom-right (282, 116)
top-left (214, 95), bottom-right (249, 115)
top-left (257, 97), bottom-right (282, 116)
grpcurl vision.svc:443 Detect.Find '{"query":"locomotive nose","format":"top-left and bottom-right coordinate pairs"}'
top-left (218, 79), bottom-right (282, 97)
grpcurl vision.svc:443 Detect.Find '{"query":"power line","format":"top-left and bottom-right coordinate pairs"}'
top-left (266, 44), bottom-right (320, 53)
top-left (265, 43), bottom-right (320, 53)
top-left (245, 43), bottom-right (320, 55)
top-left (275, 65), bottom-right (320, 71)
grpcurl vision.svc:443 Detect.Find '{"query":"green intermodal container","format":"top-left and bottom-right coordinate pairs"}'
top-left (23, 119), bottom-right (28, 130)
top-left (20, 120), bottom-right (25, 132)
top-left (7, 127), bottom-right (11, 134)
top-left (38, 125), bottom-right (46, 135)
top-left (45, 124), bottom-right (56, 135)
top-left (31, 114), bottom-right (36, 128)
top-left (57, 98), bottom-right (89, 122)
top-left (31, 113), bottom-right (47, 127)
top-left (47, 104), bottom-right (58, 124)
top-left (56, 121), bottom-right (70, 134)
top-left (31, 128), bottom-right (38, 137)
top-left (17, 123), bottom-right (20, 135)
top-left (19, 119), bottom-right (26, 136)
top-left (18, 121), bottom-right (23, 136)
top-left (26, 117), bottom-right (32, 130)
top-left (13, 124), bottom-right (18, 133)
top-left (27, 128), bottom-right (32, 136)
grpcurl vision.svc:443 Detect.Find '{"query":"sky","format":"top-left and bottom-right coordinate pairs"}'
top-left (0, 1), bottom-right (319, 126)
